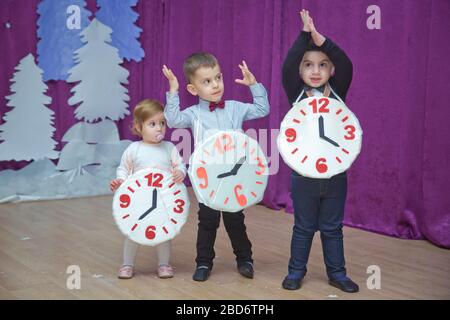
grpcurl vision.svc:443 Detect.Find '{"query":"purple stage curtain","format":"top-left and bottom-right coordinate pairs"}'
top-left (0, 0), bottom-right (449, 248)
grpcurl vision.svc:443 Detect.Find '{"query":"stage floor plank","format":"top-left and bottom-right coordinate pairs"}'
top-left (0, 188), bottom-right (449, 300)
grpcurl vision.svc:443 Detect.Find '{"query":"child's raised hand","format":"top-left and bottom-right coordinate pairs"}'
top-left (172, 169), bottom-right (185, 184)
top-left (162, 65), bottom-right (179, 93)
top-left (300, 9), bottom-right (312, 32)
top-left (235, 61), bottom-right (257, 86)
top-left (309, 18), bottom-right (326, 46)
top-left (110, 179), bottom-right (124, 192)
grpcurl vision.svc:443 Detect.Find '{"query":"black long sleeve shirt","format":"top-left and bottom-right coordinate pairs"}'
top-left (282, 31), bottom-right (353, 105)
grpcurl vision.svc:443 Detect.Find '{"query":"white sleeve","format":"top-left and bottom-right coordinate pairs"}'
top-left (164, 91), bottom-right (194, 128)
top-left (116, 144), bottom-right (135, 180)
top-left (167, 142), bottom-right (187, 177)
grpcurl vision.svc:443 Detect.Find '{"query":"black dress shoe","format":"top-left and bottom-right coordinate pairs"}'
top-left (282, 277), bottom-right (302, 290)
top-left (329, 278), bottom-right (359, 293)
top-left (237, 262), bottom-right (254, 279)
top-left (192, 266), bottom-right (211, 282)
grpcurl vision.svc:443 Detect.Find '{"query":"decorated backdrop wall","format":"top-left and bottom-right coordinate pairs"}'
top-left (0, 0), bottom-right (449, 248)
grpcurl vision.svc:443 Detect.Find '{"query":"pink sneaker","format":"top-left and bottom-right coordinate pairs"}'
top-left (158, 264), bottom-right (174, 279)
top-left (118, 265), bottom-right (134, 279)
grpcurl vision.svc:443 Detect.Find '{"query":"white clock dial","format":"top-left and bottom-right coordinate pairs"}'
top-left (112, 168), bottom-right (190, 246)
top-left (189, 131), bottom-right (269, 212)
top-left (278, 97), bottom-right (362, 178)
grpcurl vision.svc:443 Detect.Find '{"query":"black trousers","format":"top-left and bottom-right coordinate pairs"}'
top-left (195, 203), bottom-right (253, 268)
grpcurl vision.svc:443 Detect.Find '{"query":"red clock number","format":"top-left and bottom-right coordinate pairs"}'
top-left (145, 173), bottom-right (163, 188)
top-left (315, 158), bottom-right (328, 173)
top-left (173, 199), bottom-right (185, 214)
top-left (344, 125), bottom-right (356, 140)
top-left (145, 225), bottom-right (156, 240)
top-left (214, 133), bottom-right (235, 154)
top-left (196, 167), bottom-right (209, 189)
top-left (255, 157), bottom-right (266, 176)
top-left (234, 185), bottom-right (248, 207)
top-left (119, 194), bottom-right (131, 208)
top-left (285, 128), bottom-right (297, 142)
top-left (308, 98), bottom-right (330, 114)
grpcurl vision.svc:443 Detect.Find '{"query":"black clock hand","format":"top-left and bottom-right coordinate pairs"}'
top-left (217, 156), bottom-right (247, 178)
top-left (229, 156), bottom-right (246, 175)
top-left (319, 115), bottom-right (325, 138)
top-left (318, 116), bottom-right (340, 147)
top-left (138, 189), bottom-right (158, 220)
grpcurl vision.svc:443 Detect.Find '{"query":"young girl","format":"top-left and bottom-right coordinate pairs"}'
top-left (110, 99), bottom-right (186, 279)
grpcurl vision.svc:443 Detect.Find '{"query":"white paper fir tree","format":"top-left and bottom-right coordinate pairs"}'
top-left (67, 18), bottom-right (130, 123)
top-left (0, 54), bottom-right (58, 161)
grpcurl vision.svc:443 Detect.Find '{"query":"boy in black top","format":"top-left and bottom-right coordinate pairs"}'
top-left (281, 10), bottom-right (359, 293)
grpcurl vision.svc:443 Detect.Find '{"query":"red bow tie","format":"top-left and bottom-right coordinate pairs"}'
top-left (209, 100), bottom-right (225, 112)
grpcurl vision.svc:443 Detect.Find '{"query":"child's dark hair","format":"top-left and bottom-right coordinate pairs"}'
top-left (305, 40), bottom-right (325, 53)
top-left (183, 52), bottom-right (218, 83)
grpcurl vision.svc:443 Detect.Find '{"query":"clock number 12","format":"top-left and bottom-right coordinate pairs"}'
top-left (145, 173), bottom-right (163, 188)
top-left (308, 98), bottom-right (330, 114)
top-left (214, 134), bottom-right (235, 154)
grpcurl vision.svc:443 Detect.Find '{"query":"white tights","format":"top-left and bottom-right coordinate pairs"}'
top-left (122, 238), bottom-right (171, 267)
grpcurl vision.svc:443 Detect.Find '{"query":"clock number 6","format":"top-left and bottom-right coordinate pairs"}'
top-left (173, 199), bottom-right (185, 214)
top-left (119, 194), bottom-right (131, 208)
top-left (214, 133), bottom-right (234, 154)
top-left (145, 173), bottom-right (163, 188)
top-left (316, 158), bottom-right (328, 173)
top-left (145, 225), bottom-right (156, 240)
top-left (234, 185), bottom-right (248, 207)
top-left (308, 98), bottom-right (330, 114)
top-left (344, 125), bottom-right (356, 140)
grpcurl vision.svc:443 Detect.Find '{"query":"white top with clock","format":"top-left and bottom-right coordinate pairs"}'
top-left (188, 130), bottom-right (269, 212)
top-left (277, 92), bottom-right (362, 179)
top-left (112, 168), bottom-right (190, 246)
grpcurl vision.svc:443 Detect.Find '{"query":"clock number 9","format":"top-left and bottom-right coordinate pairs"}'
top-left (285, 128), bottom-right (297, 142)
top-left (174, 199), bottom-right (185, 214)
top-left (344, 125), bottom-right (356, 140)
top-left (234, 185), bottom-right (248, 207)
top-left (255, 157), bottom-right (266, 175)
top-left (308, 98), bottom-right (330, 114)
top-left (214, 133), bottom-right (235, 154)
top-left (119, 194), bottom-right (131, 208)
top-left (315, 158), bottom-right (328, 173)
top-left (196, 167), bottom-right (208, 189)
top-left (145, 225), bottom-right (156, 240)
top-left (145, 173), bottom-right (163, 188)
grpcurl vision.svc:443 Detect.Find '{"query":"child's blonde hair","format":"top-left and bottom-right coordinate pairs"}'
top-left (183, 52), bottom-right (219, 83)
top-left (131, 99), bottom-right (164, 136)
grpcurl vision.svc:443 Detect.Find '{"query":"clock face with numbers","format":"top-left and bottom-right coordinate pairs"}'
top-left (188, 131), bottom-right (269, 212)
top-left (278, 96), bottom-right (362, 178)
top-left (112, 168), bottom-right (190, 246)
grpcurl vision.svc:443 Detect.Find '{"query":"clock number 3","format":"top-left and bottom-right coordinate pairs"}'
top-left (173, 199), bottom-right (185, 214)
top-left (309, 98), bottom-right (330, 114)
top-left (234, 185), bottom-right (248, 207)
top-left (344, 125), bottom-right (356, 140)
top-left (214, 134), bottom-right (235, 154)
top-left (255, 157), bottom-right (266, 175)
top-left (145, 173), bottom-right (163, 188)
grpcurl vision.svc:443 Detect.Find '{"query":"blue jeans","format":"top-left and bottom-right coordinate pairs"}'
top-left (288, 171), bottom-right (348, 281)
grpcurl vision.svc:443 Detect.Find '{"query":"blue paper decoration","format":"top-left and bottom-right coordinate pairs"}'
top-left (37, 0), bottom-right (92, 81)
top-left (96, 0), bottom-right (145, 62)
